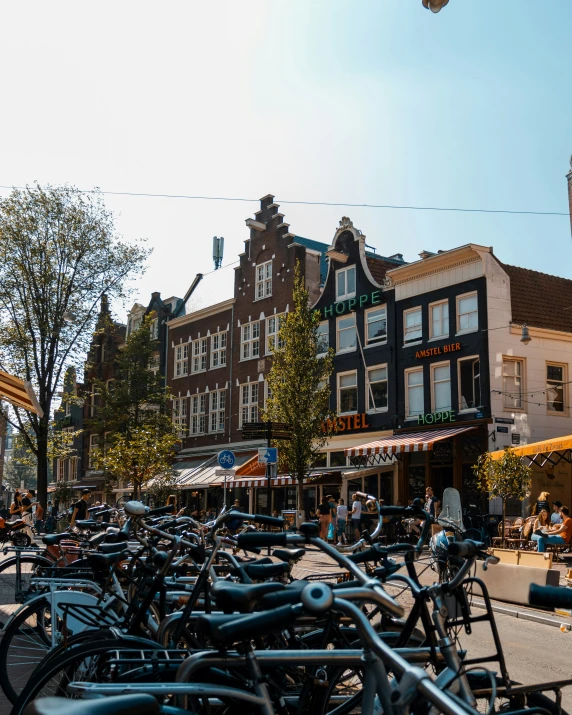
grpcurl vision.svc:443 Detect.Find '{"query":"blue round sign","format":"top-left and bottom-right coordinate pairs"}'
top-left (218, 450), bottom-right (236, 468)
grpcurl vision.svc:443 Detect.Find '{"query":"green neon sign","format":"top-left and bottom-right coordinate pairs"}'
top-left (322, 290), bottom-right (382, 319)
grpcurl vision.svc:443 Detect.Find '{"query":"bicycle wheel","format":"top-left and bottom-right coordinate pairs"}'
top-left (0, 554), bottom-right (51, 615)
top-left (10, 634), bottom-right (165, 715)
top-left (468, 673), bottom-right (570, 715)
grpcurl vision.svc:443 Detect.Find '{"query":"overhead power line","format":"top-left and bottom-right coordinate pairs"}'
top-left (0, 184), bottom-right (568, 218)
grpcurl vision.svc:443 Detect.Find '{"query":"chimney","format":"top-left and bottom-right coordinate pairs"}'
top-left (567, 156), bottom-right (572, 237)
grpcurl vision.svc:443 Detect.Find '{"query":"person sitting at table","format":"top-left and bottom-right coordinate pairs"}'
top-left (551, 501), bottom-right (563, 525)
top-left (531, 509), bottom-right (552, 546)
top-left (536, 506), bottom-right (572, 553)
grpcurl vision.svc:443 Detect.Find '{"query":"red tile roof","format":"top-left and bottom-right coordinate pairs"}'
top-left (366, 257), bottom-right (402, 285)
top-left (502, 263), bottom-right (572, 333)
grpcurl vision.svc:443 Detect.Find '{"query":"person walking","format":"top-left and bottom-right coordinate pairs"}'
top-left (34, 502), bottom-right (44, 534)
top-left (70, 489), bottom-right (92, 529)
top-left (20, 489), bottom-right (36, 540)
top-left (532, 491), bottom-right (550, 516)
top-left (336, 498), bottom-right (348, 545)
top-left (317, 496), bottom-right (332, 540)
top-left (10, 491), bottom-right (22, 518)
top-left (350, 493), bottom-right (363, 542)
top-left (536, 506), bottom-right (572, 553)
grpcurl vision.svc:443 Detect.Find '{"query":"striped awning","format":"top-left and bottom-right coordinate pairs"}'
top-left (231, 476), bottom-right (297, 489)
top-left (0, 370), bottom-right (43, 416)
top-left (345, 426), bottom-right (477, 458)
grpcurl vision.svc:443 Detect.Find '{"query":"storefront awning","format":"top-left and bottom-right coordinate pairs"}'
top-left (490, 435), bottom-right (572, 466)
top-left (0, 370), bottom-right (43, 416)
top-left (232, 476), bottom-right (297, 489)
top-left (346, 426), bottom-right (477, 459)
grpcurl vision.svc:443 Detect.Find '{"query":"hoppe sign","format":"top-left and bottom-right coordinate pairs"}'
top-left (321, 290), bottom-right (383, 318)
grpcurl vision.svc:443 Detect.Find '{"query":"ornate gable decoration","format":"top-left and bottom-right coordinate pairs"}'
top-left (337, 216), bottom-right (364, 239)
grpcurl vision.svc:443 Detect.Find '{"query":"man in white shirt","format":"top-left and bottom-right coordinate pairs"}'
top-left (350, 493), bottom-right (363, 542)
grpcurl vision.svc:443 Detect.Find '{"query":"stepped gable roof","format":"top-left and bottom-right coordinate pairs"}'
top-left (365, 251), bottom-right (407, 286)
top-left (502, 263), bottom-right (572, 333)
top-left (293, 235), bottom-right (330, 283)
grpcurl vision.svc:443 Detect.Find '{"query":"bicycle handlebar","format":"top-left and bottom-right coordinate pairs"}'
top-left (448, 539), bottom-right (485, 559)
top-left (236, 532), bottom-right (288, 548)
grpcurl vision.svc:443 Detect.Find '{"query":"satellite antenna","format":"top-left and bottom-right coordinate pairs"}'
top-left (213, 236), bottom-right (224, 270)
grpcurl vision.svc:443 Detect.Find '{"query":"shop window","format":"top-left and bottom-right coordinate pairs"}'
top-left (405, 368), bottom-right (424, 417)
top-left (256, 260), bottom-right (272, 299)
top-left (404, 307), bottom-right (422, 345)
top-left (174, 343), bottom-right (189, 377)
top-left (211, 331), bottom-right (227, 368)
top-left (431, 363), bottom-right (451, 412)
top-left (502, 358), bottom-right (524, 410)
top-left (338, 371), bottom-right (358, 415)
top-left (366, 365), bottom-right (388, 412)
top-left (458, 357), bottom-right (480, 410)
top-left (241, 321), bottom-right (260, 360)
top-left (336, 314), bottom-right (356, 353)
top-left (336, 265), bottom-right (356, 301)
top-left (329, 451), bottom-right (347, 467)
top-left (429, 300), bottom-right (449, 340)
top-left (365, 305), bottom-right (387, 345)
top-left (210, 390), bottom-right (226, 432)
top-left (266, 314), bottom-right (285, 353)
top-left (240, 383), bottom-right (259, 426)
top-left (456, 292), bottom-right (478, 334)
top-left (190, 394), bottom-right (206, 435)
top-left (547, 363), bottom-right (566, 413)
top-left (317, 321), bottom-right (329, 355)
top-left (191, 338), bottom-right (207, 373)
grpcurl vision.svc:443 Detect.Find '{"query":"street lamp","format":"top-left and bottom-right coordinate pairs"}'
top-left (422, 0), bottom-right (449, 12)
top-left (481, 323), bottom-right (532, 346)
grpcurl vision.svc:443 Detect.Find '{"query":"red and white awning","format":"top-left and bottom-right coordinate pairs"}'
top-left (230, 476), bottom-right (297, 488)
top-left (345, 426), bottom-right (476, 458)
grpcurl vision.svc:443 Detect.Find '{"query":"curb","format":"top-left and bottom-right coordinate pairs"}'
top-left (471, 598), bottom-right (572, 630)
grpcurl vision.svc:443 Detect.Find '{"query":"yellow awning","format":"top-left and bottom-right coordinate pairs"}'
top-left (0, 370), bottom-right (43, 417)
top-left (490, 435), bottom-right (572, 461)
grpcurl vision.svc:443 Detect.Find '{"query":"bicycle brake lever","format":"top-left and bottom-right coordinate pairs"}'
top-left (482, 554), bottom-right (500, 571)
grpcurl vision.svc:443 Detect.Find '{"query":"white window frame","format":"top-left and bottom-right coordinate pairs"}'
top-left (365, 305), bottom-right (387, 346)
top-left (502, 357), bottom-right (525, 412)
top-left (149, 318), bottom-right (159, 340)
top-left (430, 361), bottom-right (452, 413)
top-left (403, 307), bottom-right (422, 346)
top-left (366, 364), bottom-right (388, 413)
top-left (336, 265), bottom-right (356, 301)
top-left (264, 380), bottom-right (273, 409)
top-left (210, 331), bottom-right (227, 369)
top-left (64, 399), bottom-right (72, 417)
top-left (190, 394), bottom-right (207, 435)
top-left (88, 434), bottom-right (99, 469)
top-left (210, 390), bottom-right (226, 432)
top-left (57, 459), bottom-right (66, 481)
top-left (239, 383), bottom-right (259, 427)
top-left (174, 343), bottom-right (189, 377)
top-left (337, 370), bottom-right (358, 416)
top-left (255, 260), bottom-right (272, 300)
top-left (429, 299), bottom-right (449, 341)
top-left (457, 355), bottom-right (481, 412)
top-left (266, 314), bottom-right (285, 354)
top-left (405, 367), bottom-right (424, 418)
top-left (456, 291), bottom-right (479, 335)
top-left (69, 457), bottom-right (78, 481)
top-left (191, 338), bottom-right (208, 374)
top-left (173, 397), bottom-right (188, 437)
top-left (241, 321), bottom-right (260, 360)
top-left (547, 362), bottom-right (567, 415)
top-left (317, 321), bottom-right (329, 356)
top-left (336, 313), bottom-right (357, 354)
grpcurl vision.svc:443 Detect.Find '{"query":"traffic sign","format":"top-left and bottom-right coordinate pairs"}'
top-left (258, 447), bottom-right (278, 464)
top-left (215, 469), bottom-right (236, 477)
top-left (217, 450), bottom-right (236, 468)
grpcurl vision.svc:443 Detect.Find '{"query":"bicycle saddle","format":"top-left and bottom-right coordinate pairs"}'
top-left (211, 580), bottom-right (284, 613)
top-left (23, 694), bottom-right (159, 715)
top-left (260, 579), bottom-right (309, 607)
top-left (75, 520), bottom-right (100, 529)
top-left (42, 533), bottom-right (69, 545)
top-left (99, 541), bottom-right (129, 554)
top-left (272, 548), bottom-right (305, 563)
top-left (242, 562), bottom-right (290, 580)
top-left (86, 551), bottom-right (127, 569)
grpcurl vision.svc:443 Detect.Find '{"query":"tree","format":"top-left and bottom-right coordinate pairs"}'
top-left (264, 261), bottom-right (335, 509)
top-left (145, 473), bottom-right (181, 509)
top-left (88, 316), bottom-right (178, 497)
top-left (473, 448), bottom-right (532, 547)
top-left (0, 184), bottom-right (149, 508)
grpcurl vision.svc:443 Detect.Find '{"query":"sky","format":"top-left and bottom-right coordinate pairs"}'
top-left (0, 1), bottom-right (570, 320)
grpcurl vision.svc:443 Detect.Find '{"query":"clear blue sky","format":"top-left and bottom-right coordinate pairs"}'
top-left (0, 1), bottom-right (570, 315)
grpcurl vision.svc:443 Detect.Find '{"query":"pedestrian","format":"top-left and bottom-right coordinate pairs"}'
top-left (45, 501), bottom-right (55, 533)
top-left (166, 494), bottom-right (177, 513)
top-left (350, 493), bottom-right (363, 542)
top-left (70, 489), bottom-right (92, 529)
top-left (232, 499), bottom-right (241, 511)
top-left (10, 491), bottom-right (21, 518)
top-left (536, 506), bottom-right (572, 553)
top-left (425, 487), bottom-right (438, 517)
top-left (317, 496), bottom-right (332, 540)
top-left (35, 501), bottom-right (44, 534)
top-left (20, 489), bottom-right (36, 540)
top-left (532, 491), bottom-right (550, 516)
top-left (327, 494), bottom-right (337, 530)
top-left (336, 498), bottom-right (348, 545)
top-left (551, 501), bottom-right (563, 525)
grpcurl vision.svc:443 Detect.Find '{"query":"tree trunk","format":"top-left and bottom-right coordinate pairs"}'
top-left (501, 498), bottom-right (506, 548)
top-left (36, 419), bottom-right (49, 509)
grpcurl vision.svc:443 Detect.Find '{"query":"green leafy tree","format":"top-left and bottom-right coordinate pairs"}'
top-left (264, 261), bottom-right (335, 510)
top-left (0, 183), bottom-right (149, 508)
top-left (146, 473), bottom-right (181, 509)
top-left (473, 448), bottom-right (532, 547)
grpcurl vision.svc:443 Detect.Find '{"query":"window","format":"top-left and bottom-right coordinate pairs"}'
top-left (210, 390), bottom-right (226, 432)
top-left (57, 459), bottom-right (66, 481)
top-left (149, 318), bottom-right (159, 339)
top-left (266, 314), bottom-right (285, 353)
top-left (174, 344), bottom-right (189, 377)
top-left (64, 399), bottom-right (72, 417)
top-left (337, 314), bottom-right (356, 353)
top-left (406, 368), bottom-right (424, 417)
top-left (365, 306), bottom-right (387, 345)
top-left (240, 383), bottom-right (259, 426)
top-left (431, 363), bottom-right (451, 412)
top-left (101, 341), bottom-right (106, 363)
top-left (256, 260), bottom-right (272, 299)
top-left (317, 321), bottom-right (329, 355)
top-left (149, 356), bottom-right (159, 376)
top-left (457, 293), bottom-right (478, 334)
top-left (190, 394), bottom-right (206, 435)
top-left (338, 371), bottom-right (358, 414)
top-left (366, 365), bottom-right (388, 412)
top-left (547, 363), bottom-right (566, 413)
top-left (430, 300), bottom-right (449, 340)
top-left (191, 338), bottom-right (207, 373)
top-left (241, 321), bottom-right (260, 360)
top-left (502, 358), bottom-right (524, 410)
top-left (404, 308), bottom-right (422, 345)
top-left (69, 457), bottom-right (78, 481)
top-left (264, 380), bottom-right (273, 408)
top-left (458, 357), bottom-right (480, 410)
top-left (88, 434), bottom-right (99, 469)
top-left (211, 332), bottom-right (227, 368)
top-left (173, 397), bottom-right (188, 437)
top-left (336, 266), bottom-right (356, 301)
